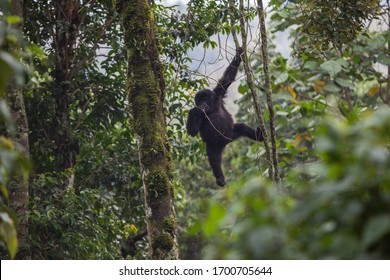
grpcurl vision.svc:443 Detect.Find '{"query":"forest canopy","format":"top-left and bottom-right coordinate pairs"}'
top-left (0, 0), bottom-right (389, 260)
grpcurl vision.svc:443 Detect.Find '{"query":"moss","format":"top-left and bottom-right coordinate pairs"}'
top-left (163, 217), bottom-right (176, 235)
top-left (146, 168), bottom-right (171, 198)
top-left (149, 138), bottom-right (165, 158)
top-left (152, 232), bottom-right (174, 251)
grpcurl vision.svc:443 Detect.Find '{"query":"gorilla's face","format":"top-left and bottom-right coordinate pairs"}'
top-left (194, 89), bottom-right (215, 113)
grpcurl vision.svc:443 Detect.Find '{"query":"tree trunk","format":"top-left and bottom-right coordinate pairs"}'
top-left (115, 0), bottom-right (179, 259)
top-left (51, 0), bottom-right (80, 188)
top-left (7, 0), bottom-right (30, 259)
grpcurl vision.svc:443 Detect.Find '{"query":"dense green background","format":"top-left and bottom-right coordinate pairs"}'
top-left (1, 0), bottom-right (389, 259)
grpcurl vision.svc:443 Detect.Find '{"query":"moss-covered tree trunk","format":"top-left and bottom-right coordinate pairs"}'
top-left (6, 0), bottom-right (30, 259)
top-left (115, 0), bottom-right (179, 259)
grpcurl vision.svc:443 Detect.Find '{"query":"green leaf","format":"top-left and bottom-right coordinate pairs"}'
top-left (335, 78), bottom-right (354, 88)
top-left (320, 60), bottom-right (342, 76)
top-left (0, 184), bottom-right (8, 199)
top-left (277, 92), bottom-right (294, 101)
top-left (28, 44), bottom-right (47, 60)
top-left (367, 36), bottom-right (386, 51)
top-left (204, 204), bottom-right (225, 237)
top-left (277, 9), bottom-right (290, 19)
top-left (0, 100), bottom-right (13, 125)
top-left (4, 16), bottom-right (21, 25)
top-left (362, 215), bottom-right (390, 249)
top-left (0, 51), bottom-right (25, 85)
top-left (304, 61), bottom-right (318, 70)
top-left (0, 59), bottom-right (12, 95)
top-left (377, 54), bottom-right (390, 66)
top-left (352, 55), bottom-right (361, 64)
top-left (275, 73), bottom-right (289, 85)
top-left (238, 83), bottom-right (249, 94)
top-left (0, 212), bottom-right (18, 259)
top-left (323, 81), bottom-right (341, 93)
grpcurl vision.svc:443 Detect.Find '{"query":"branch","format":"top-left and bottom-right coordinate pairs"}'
top-left (256, 0), bottom-right (281, 186)
top-left (227, 0), bottom-right (274, 180)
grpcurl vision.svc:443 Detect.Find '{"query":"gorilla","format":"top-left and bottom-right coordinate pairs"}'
top-left (186, 48), bottom-right (264, 186)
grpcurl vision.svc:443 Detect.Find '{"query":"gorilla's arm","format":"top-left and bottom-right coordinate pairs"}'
top-left (213, 48), bottom-right (243, 97)
top-left (186, 107), bottom-right (204, 136)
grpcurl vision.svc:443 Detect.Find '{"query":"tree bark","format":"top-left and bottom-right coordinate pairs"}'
top-left (51, 0), bottom-right (80, 188)
top-left (7, 0), bottom-right (30, 259)
top-left (114, 0), bottom-right (179, 259)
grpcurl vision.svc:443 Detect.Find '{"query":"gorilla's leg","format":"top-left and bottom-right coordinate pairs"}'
top-left (206, 145), bottom-right (226, 186)
top-left (233, 123), bottom-right (264, 142)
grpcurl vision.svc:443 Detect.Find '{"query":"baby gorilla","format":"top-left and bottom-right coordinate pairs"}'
top-left (186, 48), bottom-right (263, 186)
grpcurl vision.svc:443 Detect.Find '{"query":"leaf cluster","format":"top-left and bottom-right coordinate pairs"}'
top-left (271, 0), bottom-right (382, 57)
top-left (0, 6), bottom-right (30, 259)
top-left (28, 172), bottom-right (136, 259)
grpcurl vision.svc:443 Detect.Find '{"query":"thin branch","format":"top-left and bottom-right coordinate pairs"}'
top-left (256, 0), bottom-right (281, 186)
top-left (227, 0), bottom-right (274, 180)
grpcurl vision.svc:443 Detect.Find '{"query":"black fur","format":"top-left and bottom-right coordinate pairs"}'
top-left (186, 48), bottom-right (263, 186)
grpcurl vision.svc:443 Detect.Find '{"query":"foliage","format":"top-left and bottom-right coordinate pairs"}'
top-left (28, 172), bottom-right (135, 259)
top-left (23, 0), bottom-right (128, 173)
top-left (202, 108), bottom-right (390, 259)
top-left (0, 3), bottom-right (30, 259)
top-left (21, 0), bottom-right (148, 258)
top-left (270, 0), bottom-right (382, 56)
top-left (235, 2), bottom-right (390, 180)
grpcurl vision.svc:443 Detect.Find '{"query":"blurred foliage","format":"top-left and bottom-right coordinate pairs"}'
top-left (0, 1), bottom-right (30, 258)
top-left (202, 108), bottom-right (390, 259)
